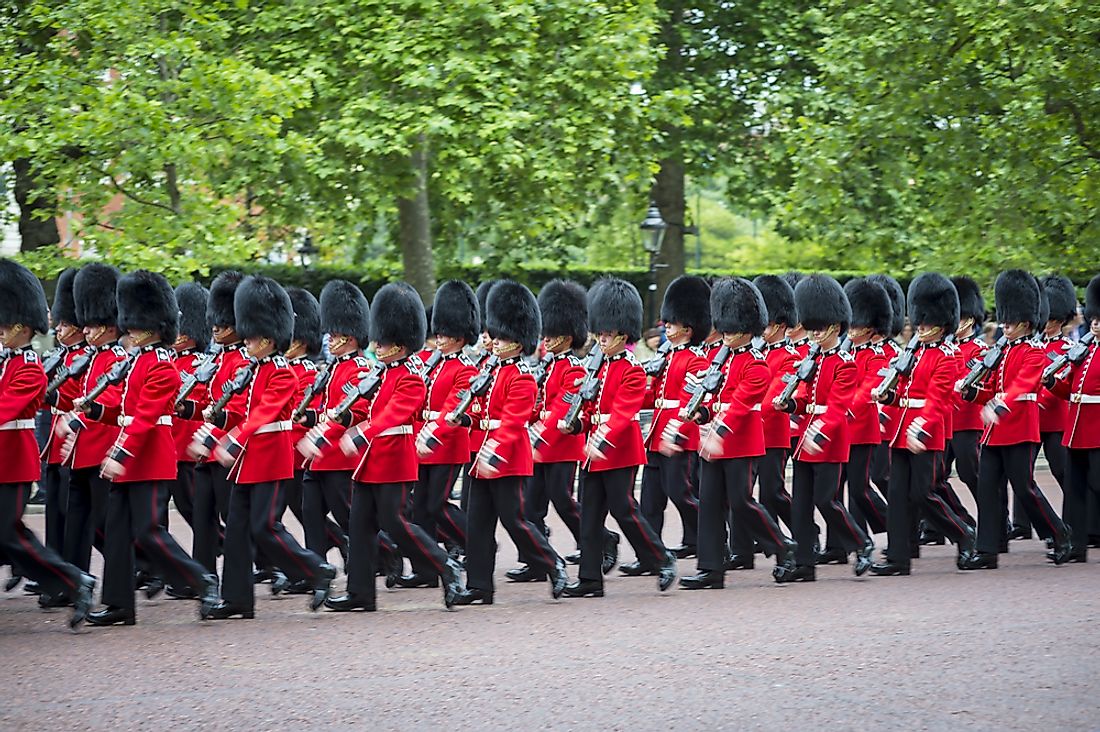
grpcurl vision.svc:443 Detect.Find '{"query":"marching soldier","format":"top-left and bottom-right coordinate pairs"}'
top-left (867, 274), bottom-right (906, 520)
top-left (775, 275), bottom-right (874, 581)
top-left (562, 277), bottom-right (677, 597)
top-left (83, 271), bottom-right (218, 625)
top-left (960, 270), bottom-right (1073, 569)
top-left (673, 277), bottom-right (797, 589)
top-left (869, 273), bottom-right (975, 576)
top-left (0, 259), bottom-right (95, 630)
top-left (944, 276), bottom-right (987, 509)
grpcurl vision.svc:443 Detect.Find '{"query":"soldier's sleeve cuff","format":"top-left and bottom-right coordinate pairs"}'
top-left (109, 447), bottom-right (132, 464)
top-left (85, 401), bottom-right (104, 421)
top-left (225, 436), bottom-right (243, 458)
top-left (350, 429), bottom-right (368, 449)
top-left (45, 390), bottom-right (59, 407)
top-left (334, 411), bottom-right (353, 428)
top-left (177, 400), bottom-right (197, 420)
top-left (302, 410), bottom-right (318, 428)
top-left (210, 411), bottom-right (228, 429)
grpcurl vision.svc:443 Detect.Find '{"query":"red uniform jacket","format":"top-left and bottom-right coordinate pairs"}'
top-left (288, 357), bottom-right (319, 471)
top-left (973, 338), bottom-right (1044, 446)
top-left (42, 344), bottom-right (88, 465)
top-left (68, 344), bottom-right (126, 470)
top-left (532, 352), bottom-right (585, 464)
top-left (418, 352), bottom-right (475, 466)
top-left (789, 339), bottom-right (811, 438)
top-left (877, 338), bottom-right (902, 443)
top-left (760, 341), bottom-right (799, 449)
top-left (172, 350), bottom-right (209, 463)
top-left (180, 344), bottom-right (249, 441)
top-left (0, 348), bottom-right (46, 484)
top-left (99, 347), bottom-right (180, 482)
top-left (1048, 342), bottom-right (1100, 449)
top-left (953, 335), bottom-right (986, 432)
top-left (792, 346), bottom-right (857, 463)
top-left (702, 346), bottom-right (769, 460)
top-left (348, 359), bottom-right (425, 484)
top-left (465, 349), bottom-right (492, 460)
top-left (849, 343), bottom-right (889, 446)
top-left (581, 351), bottom-right (647, 472)
top-left (307, 354), bottom-right (373, 471)
top-left (222, 356), bottom-right (296, 484)
top-left (642, 345), bottom-right (708, 452)
top-left (470, 358), bottom-right (536, 479)
top-left (1037, 335), bottom-right (1071, 433)
top-left (881, 343), bottom-right (956, 452)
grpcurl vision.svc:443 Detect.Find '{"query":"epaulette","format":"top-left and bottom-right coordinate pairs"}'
top-left (750, 347), bottom-right (765, 360)
top-left (690, 345), bottom-right (707, 358)
top-left (870, 343), bottom-right (885, 356)
top-left (514, 360), bottom-right (533, 374)
top-left (272, 355), bottom-right (289, 368)
top-left (353, 356), bottom-right (371, 369)
top-left (23, 349), bottom-right (39, 363)
top-left (302, 360), bottom-right (318, 372)
top-left (458, 353), bottom-right (475, 368)
top-left (407, 353), bottom-right (424, 372)
top-left (566, 353), bottom-right (583, 367)
top-left (784, 344), bottom-right (800, 356)
top-left (623, 350), bottom-right (640, 366)
top-left (837, 349), bottom-right (855, 362)
top-left (110, 345), bottom-right (127, 357)
top-left (154, 347), bottom-right (172, 362)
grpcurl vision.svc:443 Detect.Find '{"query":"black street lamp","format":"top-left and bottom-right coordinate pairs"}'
top-left (640, 202), bottom-right (668, 328)
top-left (298, 233), bottom-right (319, 268)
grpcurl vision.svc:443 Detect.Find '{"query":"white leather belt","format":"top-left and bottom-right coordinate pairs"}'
top-left (378, 425), bottom-right (413, 437)
top-left (421, 410), bottom-right (441, 420)
top-left (255, 420), bottom-right (292, 435)
top-left (0, 419), bottom-right (35, 431)
top-left (898, 398), bottom-right (926, 408)
top-left (714, 403), bottom-right (762, 412)
top-left (1070, 394), bottom-right (1100, 404)
top-left (653, 399), bottom-right (681, 409)
top-left (592, 413), bottom-right (640, 426)
top-left (51, 407), bottom-right (65, 416)
top-left (996, 392), bottom-right (1037, 402)
top-left (808, 405), bottom-right (828, 415)
top-left (119, 415), bottom-right (173, 427)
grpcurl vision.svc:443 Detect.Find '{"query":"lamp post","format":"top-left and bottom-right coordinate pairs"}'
top-left (640, 202), bottom-right (668, 329)
top-left (298, 233), bottom-right (319, 269)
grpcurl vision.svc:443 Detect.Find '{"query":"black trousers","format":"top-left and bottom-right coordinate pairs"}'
top-left (639, 450), bottom-right (699, 547)
top-left (524, 461), bottom-right (581, 546)
top-left (0, 483), bottom-right (81, 597)
top-left (466, 476), bottom-right (560, 592)
top-left (101, 481), bottom-right (207, 611)
top-left (192, 462), bottom-right (231, 574)
top-left (578, 467), bottom-right (667, 582)
top-left (976, 443), bottom-right (1066, 554)
top-left (944, 430), bottom-right (982, 501)
top-left (170, 462), bottom-right (197, 531)
top-left (701, 457), bottom-right (787, 571)
top-left (222, 480), bottom-right (325, 609)
top-left (931, 448), bottom-right (975, 527)
top-left (302, 469), bottom-right (353, 559)
top-left (1063, 448), bottom-right (1099, 549)
top-left (347, 482), bottom-right (449, 601)
top-left (792, 460), bottom-right (868, 566)
top-left (848, 443), bottom-right (888, 535)
top-left (871, 440), bottom-right (891, 497)
top-left (43, 463), bottom-right (69, 554)
top-left (63, 466), bottom-right (108, 572)
top-left (414, 463), bottom-right (468, 549)
top-left (1013, 431), bottom-right (1067, 531)
top-left (757, 447), bottom-right (793, 531)
top-left (885, 450), bottom-right (972, 564)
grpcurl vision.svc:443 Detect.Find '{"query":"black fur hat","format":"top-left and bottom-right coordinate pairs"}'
top-left (486, 280), bottom-right (541, 355)
top-left (711, 277), bottom-right (767, 336)
top-left (994, 269), bottom-right (1041, 327)
top-left (867, 274), bottom-right (905, 336)
top-left (51, 268), bottom-right (80, 328)
top-left (1035, 275), bottom-right (1050, 329)
top-left (175, 282), bottom-right (210, 352)
top-left (431, 280), bottom-right (479, 345)
top-left (0, 259), bottom-right (49, 334)
top-left (287, 287), bottom-right (322, 357)
top-left (951, 276), bottom-right (985, 324)
top-left (795, 274), bottom-right (851, 331)
top-left (234, 275), bottom-right (294, 352)
top-left (476, 279), bottom-right (500, 333)
top-left (587, 277), bottom-right (643, 343)
top-left (539, 279), bottom-right (588, 346)
top-left (319, 280), bottom-right (370, 345)
top-left (782, 271), bottom-right (805, 292)
top-left (752, 275), bottom-right (797, 327)
top-left (1040, 274), bottom-right (1077, 324)
top-left (117, 270), bottom-right (178, 344)
top-left (844, 277), bottom-right (893, 335)
top-left (370, 281), bottom-right (426, 353)
top-left (660, 275), bottom-right (711, 345)
top-left (1084, 275), bottom-right (1100, 323)
top-left (74, 262), bottom-right (120, 328)
top-left (207, 270), bottom-right (243, 331)
top-left (906, 273), bottom-right (959, 332)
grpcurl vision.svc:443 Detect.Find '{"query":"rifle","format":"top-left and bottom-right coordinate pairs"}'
top-left (419, 349), bottom-right (444, 384)
top-left (174, 345), bottom-right (223, 407)
top-left (531, 352), bottom-right (555, 388)
top-left (447, 354), bottom-right (500, 426)
top-left (1043, 333), bottom-right (1095, 383)
top-left (42, 347), bottom-right (66, 378)
top-left (291, 357), bottom-right (334, 422)
top-left (562, 347), bottom-right (605, 431)
top-left (956, 334), bottom-right (1009, 401)
top-left (205, 359), bottom-right (258, 425)
top-left (45, 350), bottom-right (92, 398)
top-left (642, 340), bottom-right (673, 377)
top-left (874, 334), bottom-right (921, 400)
top-left (308, 361), bottom-right (387, 448)
top-left (679, 345), bottom-right (731, 423)
top-left (775, 343), bottom-right (822, 409)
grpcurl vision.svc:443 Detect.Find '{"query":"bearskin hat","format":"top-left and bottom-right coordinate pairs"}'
top-left (906, 273), bottom-right (959, 332)
top-left (476, 279), bottom-right (500, 333)
top-left (1035, 275), bottom-right (1050, 331)
top-left (711, 277), bottom-right (767, 336)
top-left (117, 270), bottom-right (178, 344)
top-left (794, 274), bottom-right (851, 332)
top-left (370, 281), bottom-right (426, 353)
top-left (1084, 275), bottom-right (1100, 323)
top-left (175, 282), bottom-right (211, 352)
top-left (431, 280), bottom-right (479, 345)
top-left (844, 277), bottom-right (893, 335)
top-left (0, 259), bottom-right (49, 334)
top-left (951, 276), bottom-right (985, 324)
top-left (1040, 274), bottom-right (1077, 324)
top-left (587, 277), bottom-right (643, 343)
top-left (51, 268), bottom-right (80, 328)
top-left (994, 269), bottom-right (1041, 327)
top-left (486, 280), bottom-right (541, 355)
top-left (234, 275), bottom-right (294, 353)
top-left (752, 275), bottom-right (797, 327)
top-left (74, 262), bottom-right (120, 328)
top-left (782, 271), bottom-right (805, 291)
top-left (660, 275), bottom-right (711, 345)
top-left (538, 279), bottom-right (588, 346)
top-left (867, 274), bottom-right (905, 336)
top-left (207, 270), bottom-right (243, 331)
top-left (319, 280), bottom-right (370, 346)
top-left (287, 287), bottom-right (322, 357)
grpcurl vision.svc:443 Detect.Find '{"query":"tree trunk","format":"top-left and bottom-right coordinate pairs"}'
top-left (649, 155), bottom-right (686, 328)
top-left (12, 157), bottom-right (60, 251)
top-left (396, 137), bottom-right (436, 304)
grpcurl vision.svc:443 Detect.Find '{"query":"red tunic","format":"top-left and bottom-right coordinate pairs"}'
top-left (1048, 342), bottom-right (1100, 449)
top-left (849, 343), bottom-right (889, 446)
top-left (67, 344), bottom-right (126, 470)
top-left (532, 352), bottom-right (585, 464)
top-left (642, 345), bottom-right (708, 452)
top-left (42, 344), bottom-right (89, 465)
top-left (418, 352), bottom-right (475, 466)
top-left (952, 335), bottom-right (987, 432)
top-left (100, 347), bottom-right (180, 482)
top-left (181, 344), bottom-right (249, 441)
top-left (760, 341), bottom-right (799, 449)
top-left (349, 360), bottom-right (426, 484)
top-left (307, 354), bottom-right (373, 471)
top-left (470, 358), bottom-right (537, 479)
top-left (288, 357), bottom-right (319, 471)
top-left (877, 338), bottom-right (902, 443)
top-left (172, 350), bottom-right (209, 463)
top-left (0, 349), bottom-right (46, 484)
top-left (580, 352), bottom-right (647, 472)
top-left (791, 346), bottom-right (857, 463)
top-left (704, 346), bottom-right (769, 459)
top-left (882, 343), bottom-right (956, 452)
top-left (973, 338), bottom-right (1044, 446)
top-left (789, 339), bottom-right (811, 438)
top-left (222, 356), bottom-right (296, 484)
top-left (1037, 335), bottom-right (1071, 433)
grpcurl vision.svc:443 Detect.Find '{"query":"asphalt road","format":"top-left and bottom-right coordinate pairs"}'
top-left (2, 470), bottom-right (1097, 731)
